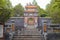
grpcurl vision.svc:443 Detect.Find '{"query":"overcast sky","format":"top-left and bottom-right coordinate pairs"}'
top-left (10, 0), bottom-right (51, 9)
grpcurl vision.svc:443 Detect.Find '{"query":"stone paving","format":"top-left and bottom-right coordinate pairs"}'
top-left (12, 26), bottom-right (44, 40)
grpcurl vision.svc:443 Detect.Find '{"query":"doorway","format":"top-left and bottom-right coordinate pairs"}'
top-left (28, 18), bottom-right (35, 25)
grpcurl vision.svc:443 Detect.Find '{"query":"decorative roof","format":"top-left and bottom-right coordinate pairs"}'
top-left (25, 3), bottom-right (37, 8)
top-left (25, 6), bottom-right (37, 8)
top-left (24, 10), bottom-right (38, 13)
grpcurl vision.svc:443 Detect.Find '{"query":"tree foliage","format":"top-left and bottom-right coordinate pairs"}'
top-left (0, 0), bottom-right (12, 23)
top-left (46, 0), bottom-right (60, 23)
top-left (32, 0), bottom-right (47, 17)
top-left (12, 4), bottom-right (24, 17)
top-left (0, 8), bottom-right (11, 23)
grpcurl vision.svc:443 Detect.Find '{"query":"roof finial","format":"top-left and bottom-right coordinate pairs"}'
top-left (29, 2), bottom-right (32, 5)
top-left (27, 3), bottom-right (28, 6)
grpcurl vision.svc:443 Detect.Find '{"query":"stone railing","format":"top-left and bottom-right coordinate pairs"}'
top-left (47, 27), bottom-right (60, 33)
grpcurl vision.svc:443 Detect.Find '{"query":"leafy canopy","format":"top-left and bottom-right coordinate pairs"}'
top-left (0, 0), bottom-right (12, 23)
top-left (32, 0), bottom-right (47, 17)
top-left (12, 4), bottom-right (24, 17)
top-left (46, 0), bottom-right (60, 23)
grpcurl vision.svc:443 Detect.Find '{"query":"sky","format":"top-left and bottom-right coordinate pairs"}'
top-left (10, 0), bottom-right (51, 9)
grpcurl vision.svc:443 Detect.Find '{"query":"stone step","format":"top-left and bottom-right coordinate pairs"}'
top-left (13, 34), bottom-right (44, 40)
top-left (13, 38), bottom-right (42, 40)
top-left (12, 28), bottom-right (43, 40)
top-left (13, 36), bottom-right (43, 37)
top-left (13, 36), bottom-right (43, 40)
top-left (14, 33), bottom-right (41, 35)
top-left (13, 37), bottom-right (43, 38)
top-left (13, 36), bottom-right (44, 40)
top-left (13, 35), bottom-right (43, 38)
top-left (13, 37), bottom-right (44, 40)
top-left (14, 31), bottom-right (41, 35)
top-left (26, 25), bottom-right (36, 29)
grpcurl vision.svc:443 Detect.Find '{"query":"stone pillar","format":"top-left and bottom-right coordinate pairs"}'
top-left (24, 17), bottom-right (28, 27)
top-left (44, 23), bottom-right (47, 32)
top-left (24, 23), bottom-right (27, 27)
top-left (11, 23), bottom-right (15, 31)
top-left (33, 17), bottom-right (38, 28)
top-left (35, 23), bottom-right (38, 28)
top-left (43, 23), bottom-right (47, 40)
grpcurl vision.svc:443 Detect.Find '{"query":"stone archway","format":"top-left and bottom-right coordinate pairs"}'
top-left (28, 18), bottom-right (35, 25)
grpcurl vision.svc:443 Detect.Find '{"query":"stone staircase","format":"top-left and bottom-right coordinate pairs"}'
top-left (12, 28), bottom-right (44, 40)
top-left (26, 25), bottom-right (36, 29)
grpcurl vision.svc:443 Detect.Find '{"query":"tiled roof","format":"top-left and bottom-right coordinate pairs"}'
top-left (24, 10), bottom-right (38, 13)
top-left (25, 6), bottom-right (37, 8)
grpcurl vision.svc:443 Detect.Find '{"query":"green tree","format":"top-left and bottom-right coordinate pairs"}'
top-left (46, 0), bottom-right (60, 23)
top-left (0, 0), bottom-right (12, 24)
top-left (12, 3), bottom-right (24, 17)
top-left (6, 0), bottom-right (12, 9)
top-left (32, 0), bottom-right (47, 17)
